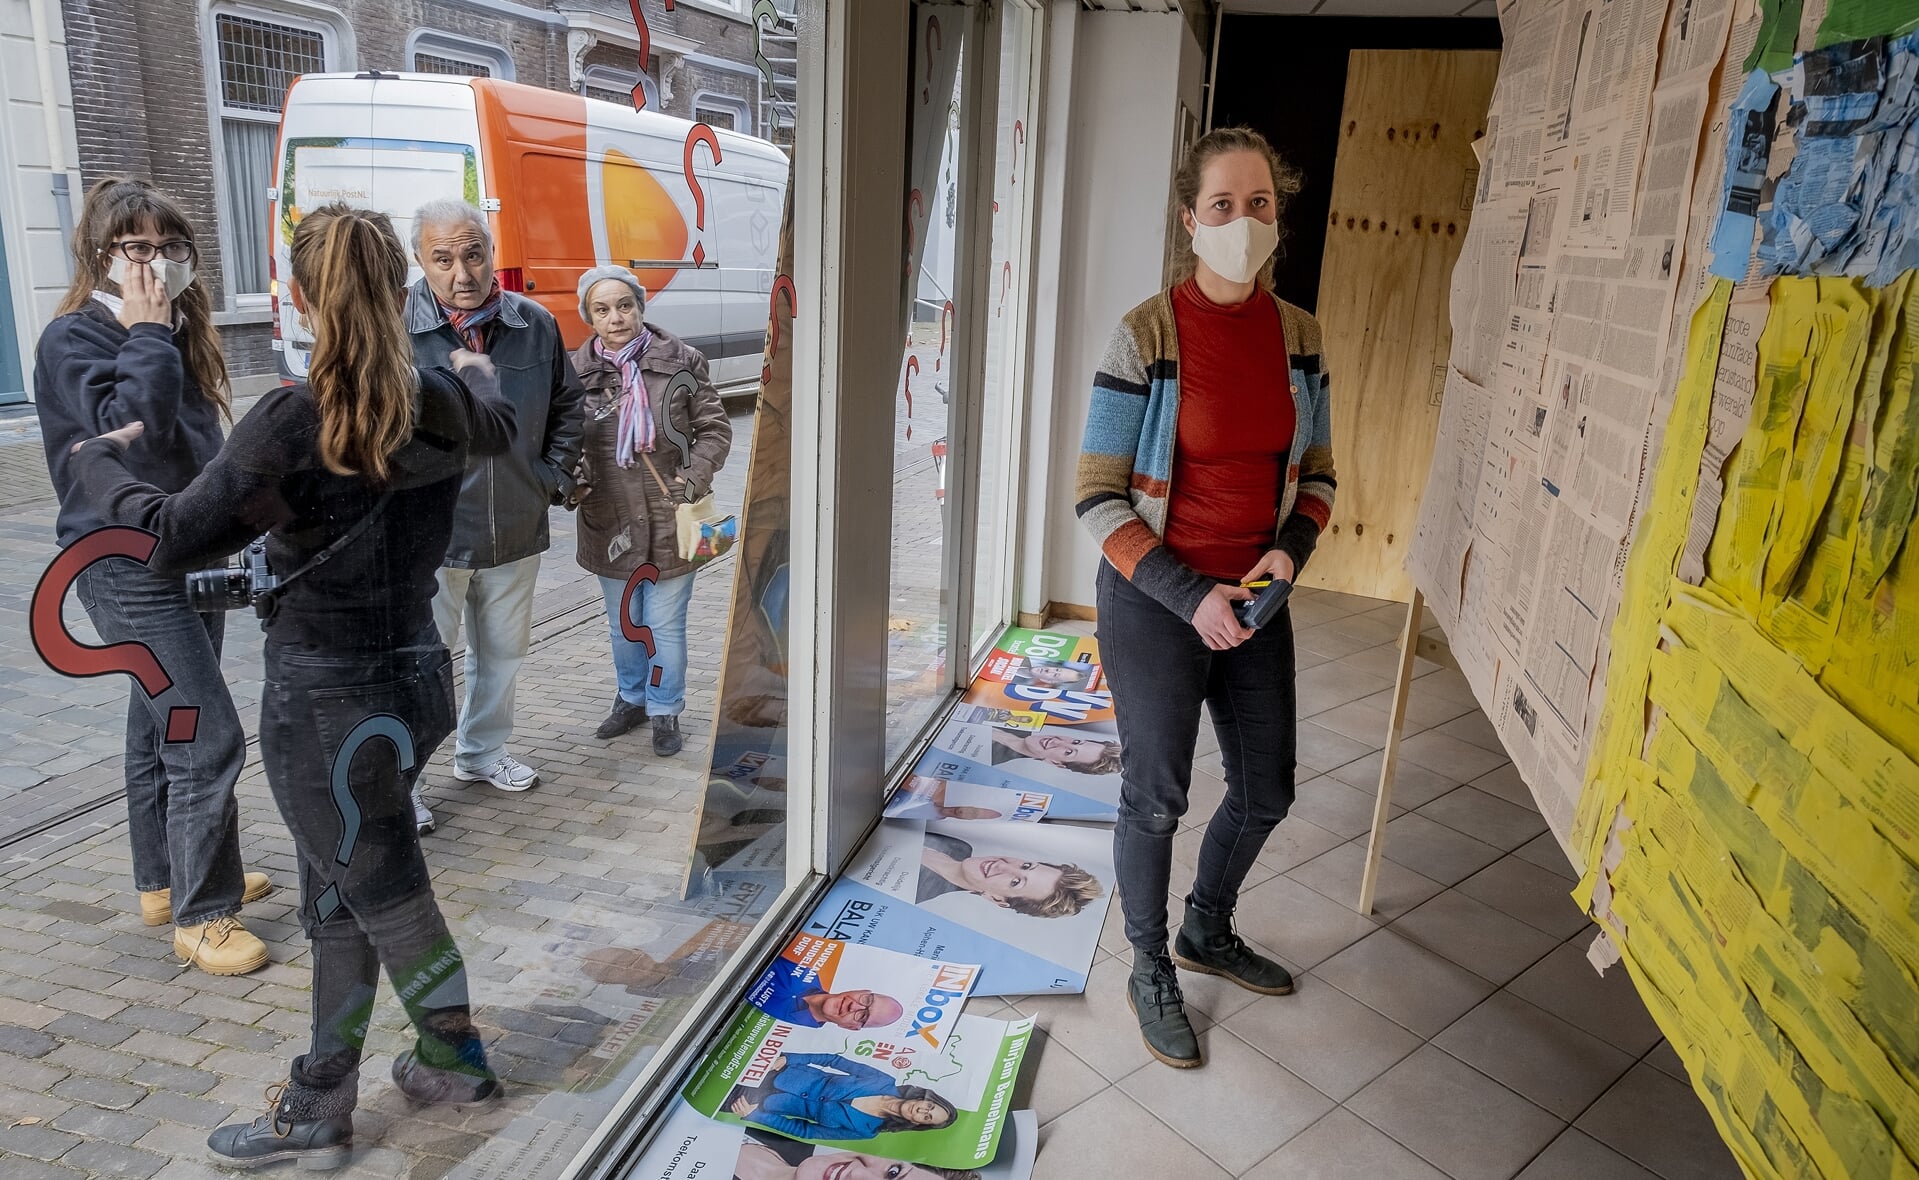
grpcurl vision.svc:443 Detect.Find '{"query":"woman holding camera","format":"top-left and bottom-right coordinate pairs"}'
top-left (34, 178), bottom-right (273, 976)
top-left (69, 203), bottom-right (515, 1168)
top-left (1076, 128), bottom-right (1335, 1069)
top-left (570, 265), bottom-right (732, 756)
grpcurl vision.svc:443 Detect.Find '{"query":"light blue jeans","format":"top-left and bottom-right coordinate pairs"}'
top-left (597, 571), bottom-right (697, 716)
top-left (433, 555), bottom-right (541, 772)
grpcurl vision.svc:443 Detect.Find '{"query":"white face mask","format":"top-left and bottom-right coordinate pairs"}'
top-left (107, 255), bottom-right (196, 301)
top-left (1188, 214), bottom-right (1279, 285)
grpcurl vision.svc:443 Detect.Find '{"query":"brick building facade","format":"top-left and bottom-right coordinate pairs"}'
top-left (55, 0), bottom-right (783, 382)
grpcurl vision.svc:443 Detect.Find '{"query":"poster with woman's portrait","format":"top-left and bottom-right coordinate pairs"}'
top-left (680, 1005), bottom-right (1033, 1171)
top-left (908, 717), bottom-right (1121, 822)
top-left (801, 819), bottom-right (1115, 995)
top-left (634, 1099), bottom-right (1038, 1180)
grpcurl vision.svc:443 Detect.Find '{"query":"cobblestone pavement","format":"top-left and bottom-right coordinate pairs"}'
top-left (0, 401), bottom-right (790, 1179)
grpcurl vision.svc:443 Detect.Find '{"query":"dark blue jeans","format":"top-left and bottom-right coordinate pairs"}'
top-left (75, 559), bottom-right (246, 927)
top-left (260, 630), bottom-right (487, 1094)
top-left (1097, 561), bottom-right (1298, 953)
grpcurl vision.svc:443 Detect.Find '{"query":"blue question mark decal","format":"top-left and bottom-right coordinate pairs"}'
top-left (313, 714), bottom-right (415, 922)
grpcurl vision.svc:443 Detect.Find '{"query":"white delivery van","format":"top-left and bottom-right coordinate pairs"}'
top-left (268, 72), bottom-right (789, 390)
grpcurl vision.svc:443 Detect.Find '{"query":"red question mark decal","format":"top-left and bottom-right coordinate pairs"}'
top-left (1011, 120), bottom-right (1025, 185)
top-left (998, 262), bottom-right (1012, 315)
top-left (936, 300), bottom-right (953, 371)
top-left (905, 189), bottom-right (923, 277)
top-left (31, 527), bottom-right (199, 743)
top-left (763, 274), bottom-right (797, 386)
top-left (904, 355), bottom-right (919, 441)
top-left (683, 123), bottom-right (722, 268)
top-left (922, 16), bottom-right (942, 105)
top-left (619, 562), bottom-right (665, 687)
top-left (625, 0), bottom-right (651, 110)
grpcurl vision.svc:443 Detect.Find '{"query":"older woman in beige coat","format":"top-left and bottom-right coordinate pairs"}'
top-left (570, 266), bottom-right (731, 755)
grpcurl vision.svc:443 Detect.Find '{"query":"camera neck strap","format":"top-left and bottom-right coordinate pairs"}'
top-left (257, 489), bottom-right (397, 617)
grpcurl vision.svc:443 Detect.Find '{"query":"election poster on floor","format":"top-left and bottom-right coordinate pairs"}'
top-left (908, 715), bottom-right (1121, 823)
top-left (883, 774), bottom-right (1052, 823)
top-left (744, 931), bottom-right (980, 1040)
top-left (801, 818), bottom-right (1116, 996)
top-left (909, 629), bottom-right (1124, 823)
top-left (962, 630), bottom-right (1114, 726)
top-left (636, 1100), bottom-right (1039, 1180)
top-left (682, 1006), bottom-right (1033, 1171)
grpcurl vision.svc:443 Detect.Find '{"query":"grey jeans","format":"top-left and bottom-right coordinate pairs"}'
top-left (75, 559), bottom-right (247, 927)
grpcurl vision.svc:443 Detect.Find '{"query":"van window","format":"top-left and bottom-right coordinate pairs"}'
top-left (277, 136), bottom-right (479, 357)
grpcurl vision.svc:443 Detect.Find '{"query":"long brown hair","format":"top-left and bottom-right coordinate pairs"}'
top-left (57, 178), bottom-right (231, 416)
top-left (1166, 126), bottom-right (1303, 290)
top-left (290, 203), bottom-right (416, 482)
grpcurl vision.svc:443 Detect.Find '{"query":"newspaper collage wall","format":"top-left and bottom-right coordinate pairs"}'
top-left (1411, 0), bottom-right (1919, 1173)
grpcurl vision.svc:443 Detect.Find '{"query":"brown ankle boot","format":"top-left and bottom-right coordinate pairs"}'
top-left (174, 915), bottom-right (270, 976)
top-left (141, 872), bottom-right (274, 926)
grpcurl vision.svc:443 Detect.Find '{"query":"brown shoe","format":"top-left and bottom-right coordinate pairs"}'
top-left (174, 915), bottom-right (270, 976)
top-left (142, 872), bottom-right (274, 926)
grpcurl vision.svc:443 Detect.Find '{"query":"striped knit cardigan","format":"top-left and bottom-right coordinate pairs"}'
top-left (1075, 287), bottom-right (1336, 623)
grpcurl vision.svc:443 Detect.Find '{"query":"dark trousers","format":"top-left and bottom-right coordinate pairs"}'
top-left (260, 629), bottom-right (486, 1095)
top-left (1097, 561), bottom-right (1298, 953)
top-left (75, 560), bottom-right (246, 927)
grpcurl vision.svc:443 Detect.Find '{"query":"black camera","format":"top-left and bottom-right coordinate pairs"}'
top-left (184, 538), bottom-right (281, 617)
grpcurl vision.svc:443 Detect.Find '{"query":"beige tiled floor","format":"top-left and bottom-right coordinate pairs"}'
top-left (1004, 589), bottom-right (1742, 1180)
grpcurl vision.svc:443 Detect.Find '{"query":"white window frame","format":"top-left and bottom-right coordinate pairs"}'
top-left (201, 1), bottom-right (352, 314)
top-left (582, 62), bottom-right (658, 109)
top-left (404, 29), bottom-right (515, 80)
top-left (673, 0), bottom-right (750, 19)
top-left (690, 88), bottom-right (753, 134)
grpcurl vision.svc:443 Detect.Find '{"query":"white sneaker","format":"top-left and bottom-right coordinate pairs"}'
top-left (454, 755), bottom-right (539, 792)
top-left (412, 788), bottom-right (436, 834)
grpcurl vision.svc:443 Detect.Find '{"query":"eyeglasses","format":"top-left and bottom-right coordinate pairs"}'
top-left (108, 239), bottom-right (196, 265)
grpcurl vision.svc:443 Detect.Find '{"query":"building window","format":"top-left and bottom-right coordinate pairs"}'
top-left (213, 10), bottom-right (328, 298)
top-left (415, 51), bottom-right (489, 77)
top-left (693, 92), bottom-right (752, 135)
top-left (408, 31), bottom-right (514, 80)
top-left (584, 63), bottom-right (657, 109)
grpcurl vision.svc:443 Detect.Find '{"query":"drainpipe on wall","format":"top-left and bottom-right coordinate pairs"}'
top-left (28, 0), bottom-right (75, 273)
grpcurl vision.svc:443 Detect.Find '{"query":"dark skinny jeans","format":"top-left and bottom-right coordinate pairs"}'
top-left (260, 627), bottom-right (488, 1095)
top-left (1097, 561), bottom-right (1299, 954)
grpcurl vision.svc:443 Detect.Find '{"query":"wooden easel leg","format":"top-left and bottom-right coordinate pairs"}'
top-left (1357, 589), bottom-right (1424, 915)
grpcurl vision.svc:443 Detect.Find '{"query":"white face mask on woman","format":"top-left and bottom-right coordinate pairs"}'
top-left (107, 255), bottom-right (196, 301)
top-left (1188, 215), bottom-right (1279, 285)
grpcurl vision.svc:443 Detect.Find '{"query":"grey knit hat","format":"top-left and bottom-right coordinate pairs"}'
top-left (576, 266), bottom-right (647, 325)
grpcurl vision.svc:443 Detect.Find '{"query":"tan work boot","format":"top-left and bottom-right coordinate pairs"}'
top-left (174, 915), bottom-right (270, 976)
top-left (142, 872), bottom-right (275, 926)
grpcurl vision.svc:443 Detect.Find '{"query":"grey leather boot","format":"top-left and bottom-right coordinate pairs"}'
top-left (1128, 948), bottom-right (1201, 1068)
top-left (206, 1073), bottom-right (355, 1170)
top-left (1173, 896), bottom-right (1295, 995)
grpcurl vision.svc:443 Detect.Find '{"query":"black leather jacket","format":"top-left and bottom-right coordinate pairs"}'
top-left (406, 279), bottom-right (585, 569)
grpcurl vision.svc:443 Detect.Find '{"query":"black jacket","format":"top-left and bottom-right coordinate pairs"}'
top-left (34, 300), bottom-right (227, 547)
top-left (405, 279), bottom-right (585, 569)
top-left (72, 366), bottom-right (517, 650)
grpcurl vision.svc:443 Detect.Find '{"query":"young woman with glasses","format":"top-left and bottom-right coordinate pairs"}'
top-left (34, 178), bottom-right (275, 977)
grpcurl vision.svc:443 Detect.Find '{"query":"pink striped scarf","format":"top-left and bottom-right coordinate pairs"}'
top-left (594, 330), bottom-right (657, 467)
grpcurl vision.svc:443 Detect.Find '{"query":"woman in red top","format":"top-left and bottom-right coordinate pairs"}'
top-left (1080, 128), bottom-right (1337, 1068)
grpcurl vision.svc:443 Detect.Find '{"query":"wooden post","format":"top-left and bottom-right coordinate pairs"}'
top-left (1357, 589), bottom-right (1425, 915)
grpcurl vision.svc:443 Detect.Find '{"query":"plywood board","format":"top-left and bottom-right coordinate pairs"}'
top-left (1304, 48), bottom-right (1500, 602)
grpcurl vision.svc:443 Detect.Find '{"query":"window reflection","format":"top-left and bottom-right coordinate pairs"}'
top-left (11, 2), bottom-right (811, 1174)
top-left (886, 3), bottom-right (972, 768)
